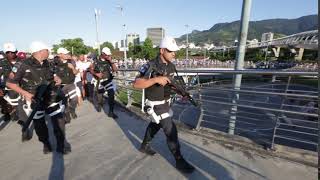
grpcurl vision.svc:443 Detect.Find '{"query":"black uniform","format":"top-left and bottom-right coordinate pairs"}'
top-left (54, 58), bottom-right (78, 122)
top-left (0, 58), bottom-right (20, 121)
top-left (137, 56), bottom-right (195, 173)
top-left (92, 58), bottom-right (117, 117)
top-left (7, 57), bottom-right (69, 154)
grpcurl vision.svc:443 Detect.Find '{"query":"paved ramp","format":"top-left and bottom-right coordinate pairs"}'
top-left (0, 102), bottom-right (316, 180)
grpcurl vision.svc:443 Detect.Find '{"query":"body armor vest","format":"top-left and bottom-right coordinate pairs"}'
top-left (20, 58), bottom-right (53, 93)
top-left (55, 59), bottom-right (75, 84)
top-left (0, 58), bottom-right (14, 80)
top-left (94, 59), bottom-right (113, 80)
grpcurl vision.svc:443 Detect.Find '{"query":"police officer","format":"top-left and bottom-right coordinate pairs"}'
top-left (54, 47), bottom-right (79, 122)
top-left (89, 47), bottom-right (118, 118)
top-left (0, 43), bottom-right (20, 121)
top-left (133, 37), bottom-right (195, 173)
top-left (6, 41), bottom-right (70, 154)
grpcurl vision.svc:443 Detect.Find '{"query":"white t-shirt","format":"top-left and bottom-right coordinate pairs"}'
top-left (75, 60), bottom-right (92, 82)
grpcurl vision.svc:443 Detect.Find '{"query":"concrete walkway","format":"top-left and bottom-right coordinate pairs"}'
top-left (0, 102), bottom-right (317, 180)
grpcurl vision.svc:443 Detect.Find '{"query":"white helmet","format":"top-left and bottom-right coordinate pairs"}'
top-left (57, 47), bottom-right (70, 54)
top-left (101, 47), bottom-right (112, 55)
top-left (159, 36), bottom-right (180, 52)
top-left (3, 42), bottom-right (17, 53)
top-left (30, 41), bottom-right (48, 53)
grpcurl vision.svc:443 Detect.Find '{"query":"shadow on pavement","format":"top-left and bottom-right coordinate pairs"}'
top-left (0, 116), bottom-right (10, 131)
top-left (49, 152), bottom-right (65, 180)
top-left (112, 107), bottom-right (235, 180)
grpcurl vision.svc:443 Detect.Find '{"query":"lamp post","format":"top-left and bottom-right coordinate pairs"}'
top-left (116, 5), bottom-right (127, 69)
top-left (185, 24), bottom-right (189, 60)
top-left (94, 8), bottom-right (101, 55)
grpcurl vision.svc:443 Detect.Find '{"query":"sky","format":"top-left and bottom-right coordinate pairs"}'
top-left (0, 0), bottom-right (317, 51)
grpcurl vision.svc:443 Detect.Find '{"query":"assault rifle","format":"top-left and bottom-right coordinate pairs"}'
top-left (151, 68), bottom-right (198, 107)
top-left (22, 82), bottom-right (53, 140)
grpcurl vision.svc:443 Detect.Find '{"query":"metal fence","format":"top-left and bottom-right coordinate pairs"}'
top-left (115, 69), bottom-right (318, 152)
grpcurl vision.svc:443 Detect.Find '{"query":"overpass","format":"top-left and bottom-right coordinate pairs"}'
top-left (210, 30), bottom-right (318, 60)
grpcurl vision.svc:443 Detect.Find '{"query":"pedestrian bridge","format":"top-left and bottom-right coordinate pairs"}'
top-left (0, 69), bottom-right (317, 180)
top-left (0, 101), bottom-right (317, 180)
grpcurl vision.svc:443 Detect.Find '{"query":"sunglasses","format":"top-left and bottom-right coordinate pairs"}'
top-left (165, 49), bottom-right (173, 53)
top-left (6, 51), bottom-right (16, 54)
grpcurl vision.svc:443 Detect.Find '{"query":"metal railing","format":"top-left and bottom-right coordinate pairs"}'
top-left (114, 69), bottom-right (318, 152)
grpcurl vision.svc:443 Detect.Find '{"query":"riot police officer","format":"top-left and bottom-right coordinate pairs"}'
top-left (89, 47), bottom-right (118, 118)
top-left (0, 43), bottom-right (20, 121)
top-left (54, 47), bottom-right (79, 123)
top-left (6, 41), bottom-right (70, 154)
top-left (133, 37), bottom-right (195, 173)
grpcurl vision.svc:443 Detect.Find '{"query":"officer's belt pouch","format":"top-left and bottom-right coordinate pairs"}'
top-left (3, 92), bottom-right (21, 106)
top-left (22, 100), bottom-right (45, 120)
top-left (98, 79), bottom-right (114, 93)
top-left (145, 99), bottom-right (173, 124)
top-left (46, 100), bottom-right (65, 117)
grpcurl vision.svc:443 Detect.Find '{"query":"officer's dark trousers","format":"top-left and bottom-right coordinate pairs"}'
top-left (62, 84), bottom-right (78, 112)
top-left (86, 83), bottom-right (94, 101)
top-left (97, 88), bottom-right (115, 113)
top-left (142, 117), bottom-right (182, 159)
top-left (0, 96), bottom-right (13, 116)
top-left (17, 99), bottom-right (66, 150)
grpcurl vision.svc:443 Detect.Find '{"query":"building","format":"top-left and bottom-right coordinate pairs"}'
top-left (126, 33), bottom-right (140, 46)
top-left (120, 39), bottom-right (127, 48)
top-left (261, 32), bottom-right (274, 42)
top-left (146, 27), bottom-right (165, 46)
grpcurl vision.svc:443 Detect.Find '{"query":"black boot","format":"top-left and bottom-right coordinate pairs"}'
top-left (56, 142), bottom-right (70, 155)
top-left (176, 157), bottom-right (195, 173)
top-left (70, 110), bottom-right (77, 119)
top-left (21, 129), bottom-right (33, 142)
top-left (139, 142), bottom-right (157, 156)
top-left (64, 111), bottom-right (71, 124)
top-left (43, 142), bottom-right (52, 154)
top-left (108, 112), bottom-right (118, 119)
top-left (3, 114), bottom-right (11, 121)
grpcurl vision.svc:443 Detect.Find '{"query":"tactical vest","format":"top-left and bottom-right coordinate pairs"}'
top-left (0, 58), bottom-right (14, 80)
top-left (144, 57), bottom-right (176, 101)
top-left (94, 59), bottom-right (113, 80)
top-left (55, 59), bottom-right (75, 84)
top-left (20, 58), bottom-right (53, 93)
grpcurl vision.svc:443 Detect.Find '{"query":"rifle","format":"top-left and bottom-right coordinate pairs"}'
top-left (22, 82), bottom-right (53, 137)
top-left (150, 67), bottom-right (198, 107)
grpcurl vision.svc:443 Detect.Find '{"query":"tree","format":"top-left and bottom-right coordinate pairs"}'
top-left (52, 38), bottom-right (93, 55)
top-left (142, 38), bottom-right (157, 59)
top-left (100, 41), bottom-right (114, 52)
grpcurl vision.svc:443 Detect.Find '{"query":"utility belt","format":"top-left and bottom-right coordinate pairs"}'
top-left (91, 78), bottom-right (116, 93)
top-left (61, 84), bottom-right (78, 100)
top-left (21, 97), bottom-right (65, 120)
top-left (144, 99), bottom-right (173, 124)
top-left (3, 87), bottom-right (21, 106)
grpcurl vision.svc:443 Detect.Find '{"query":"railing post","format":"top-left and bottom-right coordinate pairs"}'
top-left (124, 70), bottom-right (132, 108)
top-left (141, 89), bottom-right (145, 112)
top-left (271, 75), bottom-right (292, 150)
top-left (196, 73), bottom-right (203, 130)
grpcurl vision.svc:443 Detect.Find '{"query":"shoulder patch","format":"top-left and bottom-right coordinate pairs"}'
top-left (139, 63), bottom-right (150, 75)
top-left (12, 67), bottom-right (18, 73)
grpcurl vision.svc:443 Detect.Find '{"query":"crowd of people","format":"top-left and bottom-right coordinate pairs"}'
top-left (0, 37), bottom-right (195, 173)
top-left (108, 58), bottom-right (317, 71)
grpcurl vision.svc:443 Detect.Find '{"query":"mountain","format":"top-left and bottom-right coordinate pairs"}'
top-left (176, 14), bottom-right (318, 46)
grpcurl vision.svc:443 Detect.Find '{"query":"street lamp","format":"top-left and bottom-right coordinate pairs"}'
top-left (116, 5), bottom-right (127, 68)
top-left (185, 24), bottom-right (189, 60)
top-left (94, 8), bottom-right (101, 55)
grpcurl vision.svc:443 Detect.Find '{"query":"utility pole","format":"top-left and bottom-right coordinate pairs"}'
top-left (228, 0), bottom-right (252, 135)
top-left (116, 5), bottom-right (127, 69)
top-left (185, 24), bottom-right (189, 60)
top-left (94, 8), bottom-right (101, 55)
